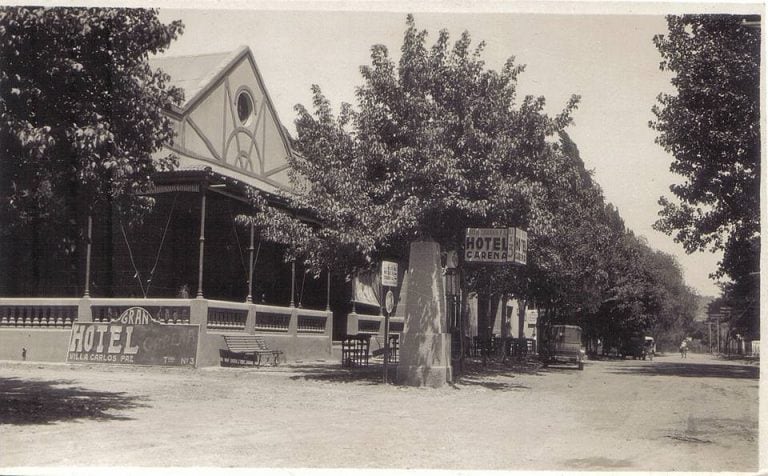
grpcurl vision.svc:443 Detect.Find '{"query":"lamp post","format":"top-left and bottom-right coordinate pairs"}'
top-left (445, 250), bottom-right (460, 372)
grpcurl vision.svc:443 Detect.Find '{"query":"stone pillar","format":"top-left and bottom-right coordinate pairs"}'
top-left (396, 240), bottom-right (452, 387)
top-left (77, 296), bottom-right (93, 322)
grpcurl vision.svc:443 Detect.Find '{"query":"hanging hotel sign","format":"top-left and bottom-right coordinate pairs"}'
top-left (464, 227), bottom-right (527, 265)
top-left (510, 228), bottom-right (528, 265)
top-left (66, 307), bottom-right (199, 367)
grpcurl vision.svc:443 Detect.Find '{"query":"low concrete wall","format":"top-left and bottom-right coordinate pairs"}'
top-left (0, 297), bottom-right (333, 368)
top-left (0, 328), bottom-right (72, 362)
top-left (347, 312), bottom-right (404, 336)
top-left (197, 331), bottom-right (332, 367)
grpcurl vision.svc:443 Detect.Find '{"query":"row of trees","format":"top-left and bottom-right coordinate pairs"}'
top-left (651, 15), bottom-right (760, 340)
top-left (4, 9), bottom-right (739, 350)
top-left (245, 15), bottom-right (699, 350)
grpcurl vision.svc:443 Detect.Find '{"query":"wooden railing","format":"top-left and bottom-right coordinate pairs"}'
top-left (0, 299), bottom-right (79, 328)
top-left (207, 301), bottom-right (249, 330)
top-left (0, 297), bottom-right (332, 337)
top-left (346, 311), bottom-right (403, 336)
top-left (92, 302), bottom-right (192, 325)
top-left (254, 308), bottom-right (292, 333)
top-left (297, 309), bottom-right (328, 334)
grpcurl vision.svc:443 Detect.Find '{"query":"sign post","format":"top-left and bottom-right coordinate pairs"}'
top-left (381, 260), bottom-right (398, 384)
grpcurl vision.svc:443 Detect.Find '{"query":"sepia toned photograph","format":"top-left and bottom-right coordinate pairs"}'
top-left (0, 1), bottom-right (762, 473)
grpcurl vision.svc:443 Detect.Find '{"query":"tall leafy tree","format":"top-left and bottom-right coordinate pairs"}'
top-left (249, 15), bottom-right (578, 282)
top-left (245, 15), bottom-right (699, 352)
top-left (0, 7), bottom-right (184, 295)
top-left (650, 15), bottom-right (760, 281)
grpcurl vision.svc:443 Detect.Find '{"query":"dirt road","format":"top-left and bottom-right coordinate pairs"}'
top-left (0, 352), bottom-right (759, 471)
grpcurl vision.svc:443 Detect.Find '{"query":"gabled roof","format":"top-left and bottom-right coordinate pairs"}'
top-left (149, 45), bottom-right (299, 160)
top-left (149, 48), bottom-right (244, 111)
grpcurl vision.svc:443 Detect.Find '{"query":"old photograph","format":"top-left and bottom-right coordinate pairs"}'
top-left (0, 1), bottom-right (762, 473)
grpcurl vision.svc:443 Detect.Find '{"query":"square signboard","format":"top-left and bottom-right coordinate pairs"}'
top-left (464, 228), bottom-right (511, 263)
top-left (464, 227), bottom-right (527, 265)
top-left (381, 260), bottom-right (399, 287)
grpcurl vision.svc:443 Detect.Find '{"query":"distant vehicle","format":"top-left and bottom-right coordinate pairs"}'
top-left (623, 334), bottom-right (646, 360)
top-left (540, 324), bottom-right (585, 370)
top-left (643, 336), bottom-right (656, 360)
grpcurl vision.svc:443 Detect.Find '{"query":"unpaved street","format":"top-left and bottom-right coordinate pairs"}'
top-left (0, 353), bottom-right (758, 471)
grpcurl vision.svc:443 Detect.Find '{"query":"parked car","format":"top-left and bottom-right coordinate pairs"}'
top-left (622, 334), bottom-right (646, 360)
top-left (540, 324), bottom-right (585, 370)
top-left (643, 336), bottom-right (656, 360)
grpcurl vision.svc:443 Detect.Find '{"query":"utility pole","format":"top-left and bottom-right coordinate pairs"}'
top-left (708, 311), bottom-right (722, 354)
top-left (720, 306), bottom-right (732, 356)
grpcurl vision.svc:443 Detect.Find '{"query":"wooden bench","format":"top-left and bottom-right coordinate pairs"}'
top-left (219, 335), bottom-right (284, 367)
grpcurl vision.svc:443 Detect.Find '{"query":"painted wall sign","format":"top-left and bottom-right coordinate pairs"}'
top-left (66, 306), bottom-right (199, 367)
top-left (381, 261), bottom-right (399, 287)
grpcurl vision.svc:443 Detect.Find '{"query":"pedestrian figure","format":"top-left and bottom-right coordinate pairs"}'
top-left (644, 344), bottom-right (654, 361)
top-left (680, 340), bottom-right (688, 359)
top-left (177, 284), bottom-right (190, 299)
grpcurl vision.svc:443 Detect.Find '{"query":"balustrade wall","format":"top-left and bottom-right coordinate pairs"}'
top-left (0, 299), bottom-right (79, 329)
top-left (0, 296), bottom-right (332, 365)
top-left (346, 311), bottom-right (404, 337)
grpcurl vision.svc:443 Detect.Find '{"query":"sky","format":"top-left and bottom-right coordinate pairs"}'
top-left (154, 3), bottom-right (760, 297)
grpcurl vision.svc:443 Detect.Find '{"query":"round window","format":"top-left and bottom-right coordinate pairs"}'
top-left (236, 91), bottom-right (253, 124)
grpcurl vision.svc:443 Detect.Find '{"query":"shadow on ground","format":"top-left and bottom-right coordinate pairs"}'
top-left (450, 360), bottom-right (532, 390)
top-left (608, 361), bottom-right (758, 379)
top-left (561, 456), bottom-right (635, 470)
top-left (286, 361), bottom-right (534, 391)
top-left (453, 375), bottom-right (531, 391)
top-left (0, 377), bottom-right (148, 425)
top-left (288, 364), bottom-right (384, 385)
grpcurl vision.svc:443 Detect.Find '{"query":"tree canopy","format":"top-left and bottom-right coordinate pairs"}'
top-left (244, 15), bottom-right (698, 350)
top-left (250, 15), bottom-right (578, 273)
top-left (650, 14), bottom-right (760, 338)
top-left (0, 7), bottom-right (184, 294)
top-left (651, 15), bottom-right (760, 279)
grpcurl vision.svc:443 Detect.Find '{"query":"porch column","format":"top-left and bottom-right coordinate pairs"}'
top-left (83, 214), bottom-right (93, 297)
top-left (196, 183), bottom-right (208, 298)
top-left (246, 219), bottom-right (255, 303)
top-left (290, 259), bottom-right (296, 307)
top-left (326, 269), bottom-right (331, 311)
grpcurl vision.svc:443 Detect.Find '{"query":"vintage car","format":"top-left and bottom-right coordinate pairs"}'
top-left (643, 336), bottom-right (656, 360)
top-left (623, 334), bottom-right (647, 360)
top-left (540, 324), bottom-right (585, 370)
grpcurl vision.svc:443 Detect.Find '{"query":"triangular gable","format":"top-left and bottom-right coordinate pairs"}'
top-left (151, 46), bottom-right (295, 192)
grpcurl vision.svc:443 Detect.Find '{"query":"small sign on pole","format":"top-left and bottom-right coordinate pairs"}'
top-left (382, 288), bottom-right (395, 384)
top-left (381, 261), bottom-right (399, 287)
top-left (385, 290), bottom-right (395, 314)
